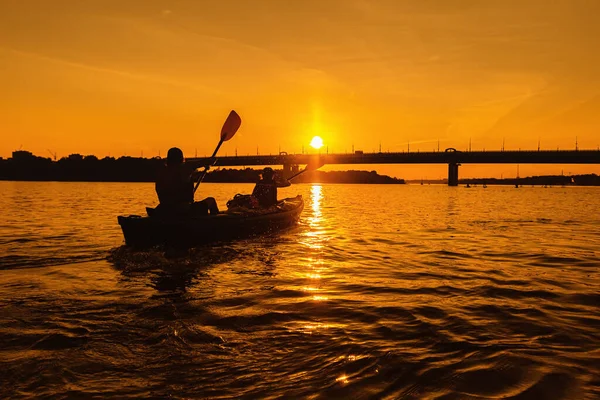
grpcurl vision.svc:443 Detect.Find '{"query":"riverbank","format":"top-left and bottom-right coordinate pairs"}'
top-left (0, 152), bottom-right (404, 184)
top-left (407, 174), bottom-right (600, 186)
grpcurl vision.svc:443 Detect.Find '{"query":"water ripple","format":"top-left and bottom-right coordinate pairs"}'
top-left (1, 183), bottom-right (599, 399)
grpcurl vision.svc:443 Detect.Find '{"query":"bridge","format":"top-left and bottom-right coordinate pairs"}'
top-left (189, 149), bottom-right (600, 186)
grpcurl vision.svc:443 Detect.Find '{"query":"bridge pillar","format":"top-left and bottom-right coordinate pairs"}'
top-left (283, 163), bottom-right (299, 178)
top-left (448, 163), bottom-right (460, 186)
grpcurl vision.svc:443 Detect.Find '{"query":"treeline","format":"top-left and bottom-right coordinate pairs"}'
top-left (289, 170), bottom-right (405, 184)
top-left (461, 174), bottom-right (600, 186)
top-left (0, 151), bottom-right (405, 184)
top-left (0, 153), bottom-right (161, 182)
top-left (202, 168), bottom-right (404, 184)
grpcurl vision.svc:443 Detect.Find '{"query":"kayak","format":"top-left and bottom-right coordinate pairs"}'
top-left (117, 195), bottom-right (304, 248)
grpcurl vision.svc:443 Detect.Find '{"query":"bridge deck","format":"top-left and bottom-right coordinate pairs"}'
top-left (189, 150), bottom-right (600, 167)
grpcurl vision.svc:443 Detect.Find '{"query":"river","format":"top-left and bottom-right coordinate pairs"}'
top-left (1, 181), bottom-right (599, 399)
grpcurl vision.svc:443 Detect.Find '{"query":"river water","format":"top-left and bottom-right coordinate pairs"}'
top-left (0, 181), bottom-right (599, 399)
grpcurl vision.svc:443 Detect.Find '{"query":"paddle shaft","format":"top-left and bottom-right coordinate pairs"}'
top-left (193, 139), bottom-right (223, 194)
top-left (288, 167), bottom-right (312, 181)
top-left (288, 159), bottom-right (325, 180)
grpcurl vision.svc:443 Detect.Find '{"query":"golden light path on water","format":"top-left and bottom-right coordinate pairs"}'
top-left (300, 185), bottom-right (329, 303)
top-left (297, 185), bottom-right (355, 384)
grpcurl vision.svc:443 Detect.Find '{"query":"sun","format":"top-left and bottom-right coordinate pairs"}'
top-left (310, 136), bottom-right (324, 149)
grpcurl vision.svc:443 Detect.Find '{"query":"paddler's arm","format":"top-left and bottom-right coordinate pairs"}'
top-left (190, 164), bottom-right (211, 182)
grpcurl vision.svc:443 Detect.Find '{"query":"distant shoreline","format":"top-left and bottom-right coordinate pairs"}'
top-left (0, 151), bottom-right (405, 184)
top-left (2, 150), bottom-right (599, 185)
top-left (407, 175), bottom-right (600, 186)
top-left (0, 179), bottom-right (404, 185)
top-left (3, 176), bottom-right (599, 186)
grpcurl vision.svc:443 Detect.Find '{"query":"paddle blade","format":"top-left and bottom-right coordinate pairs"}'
top-left (288, 158), bottom-right (325, 180)
top-left (221, 110), bottom-right (241, 141)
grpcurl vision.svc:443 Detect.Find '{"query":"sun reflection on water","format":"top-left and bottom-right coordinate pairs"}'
top-left (299, 322), bottom-right (345, 334)
top-left (299, 185), bottom-right (334, 307)
top-left (309, 184), bottom-right (322, 223)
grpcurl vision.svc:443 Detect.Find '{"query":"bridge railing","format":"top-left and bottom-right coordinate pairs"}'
top-left (187, 149), bottom-right (600, 167)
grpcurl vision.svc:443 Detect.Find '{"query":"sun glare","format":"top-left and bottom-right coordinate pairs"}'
top-left (310, 136), bottom-right (324, 149)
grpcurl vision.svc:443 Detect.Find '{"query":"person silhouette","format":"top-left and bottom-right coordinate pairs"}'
top-left (251, 167), bottom-right (291, 208)
top-left (155, 147), bottom-right (219, 216)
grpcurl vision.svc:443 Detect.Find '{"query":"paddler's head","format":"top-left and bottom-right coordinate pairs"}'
top-left (262, 167), bottom-right (274, 180)
top-left (166, 147), bottom-right (184, 166)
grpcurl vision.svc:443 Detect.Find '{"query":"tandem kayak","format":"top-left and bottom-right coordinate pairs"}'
top-left (117, 195), bottom-right (304, 248)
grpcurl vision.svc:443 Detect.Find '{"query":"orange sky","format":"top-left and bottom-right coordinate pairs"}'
top-left (1, 1), bottom-right (599, 178)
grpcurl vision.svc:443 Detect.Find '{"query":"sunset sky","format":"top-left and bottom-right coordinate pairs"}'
top-left (1, 0), bottom-right (599, 178)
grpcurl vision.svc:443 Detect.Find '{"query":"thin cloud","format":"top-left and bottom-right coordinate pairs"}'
top-left (0, 45), bottom-right (223, 95)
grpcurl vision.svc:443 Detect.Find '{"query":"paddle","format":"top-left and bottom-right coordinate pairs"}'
top-left (288, 158), bottom-right (325, 181)
top-left (193, 110), bottom-right (241, 194)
